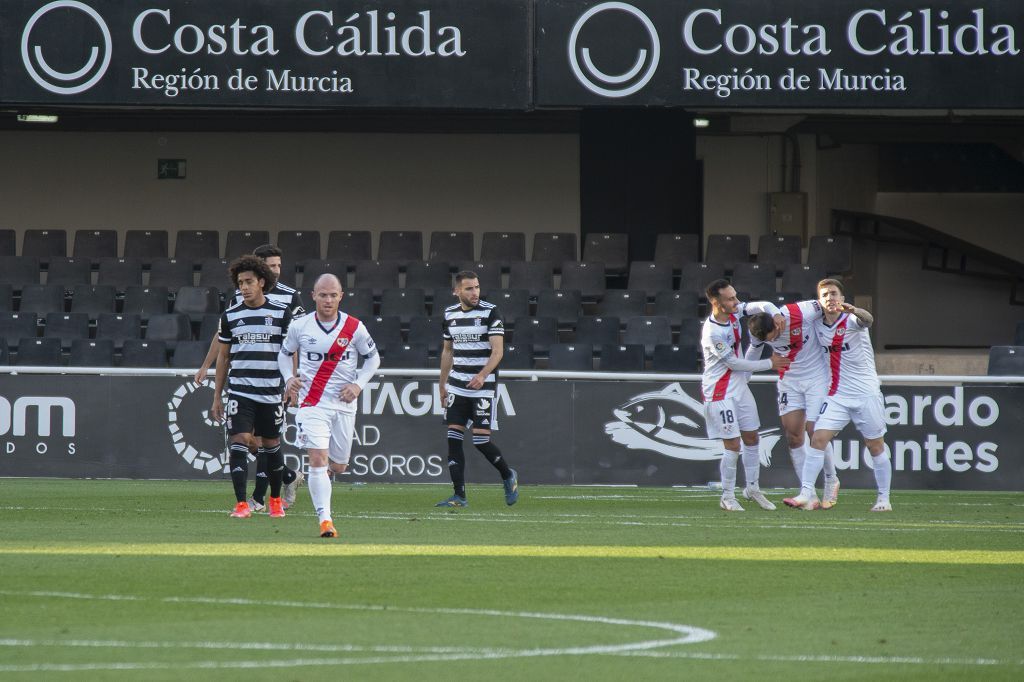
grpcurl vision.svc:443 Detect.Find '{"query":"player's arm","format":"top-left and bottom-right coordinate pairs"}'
top-left (841, 302), bottom-right (874, 327)
top-left (468, 335), bottom-right (503, 390)
top-left (210, 341), bottom-right (230, 422)
top-left (439, 340), bottom-right (454, 404)
top-left (340, 328), bottom-right (380, 403)
top-left (740, 300), bottom-right (785, 334)
top-left (192, 334), bottom-right (220, 385)
top-left (278, 324), bottom-right (301, 405)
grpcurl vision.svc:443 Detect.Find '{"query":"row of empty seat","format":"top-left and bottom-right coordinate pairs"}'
top-left (0, 229), bottom-right (853, 273)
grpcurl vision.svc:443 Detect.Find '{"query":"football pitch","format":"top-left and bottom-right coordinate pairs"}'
top-left (1, 480), bottom-right (1022, 681)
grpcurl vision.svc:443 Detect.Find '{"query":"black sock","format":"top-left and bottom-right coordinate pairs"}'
top-left (264, 444), bottom-right (284, 498)
top-left (473, 435), bottom-right (511, 479)
top-left (282, 466), bottom-right (297, 485)
top-left (447, 429), bottom-right (466, 498)
top-left (251, 449), bottom-right (269, 504)
top-left (228, 443), bottom-right (249, 503)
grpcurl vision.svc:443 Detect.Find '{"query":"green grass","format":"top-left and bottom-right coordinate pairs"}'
top-left (1, 479), bottom-right (1022, 681)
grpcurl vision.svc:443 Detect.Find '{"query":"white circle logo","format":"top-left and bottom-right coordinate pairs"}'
top-left (21, 1), bottom-right (112, 95)
top-left (568, 2), bottom-right (660, 98)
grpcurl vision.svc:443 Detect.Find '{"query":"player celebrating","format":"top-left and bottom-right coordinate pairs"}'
top-left (746, 298), bottom-right (841, 508)
top-left (210, 255), bottom-right (293, 519)
top-left (436, 271), bottom-right (518, 508)
top-left (279, 274), bottom-right (380, 538)
top-left (700, 279), bottom-right (789, 512)
top-left (784, 279), bottom-right (892, 512)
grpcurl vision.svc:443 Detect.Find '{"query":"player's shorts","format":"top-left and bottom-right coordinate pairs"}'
top-left (226, 394), bottom-right (284, 438)
top-left (703, 384), bottom-right (759, 440)
top-left (444, 392), bottom-right (499, 431)
top-left (814, 392), bottom-right (887, 440)
top-left (776, 376), bottom-right (827, 419)
top-left (295, 405), bottom-right (356, 465)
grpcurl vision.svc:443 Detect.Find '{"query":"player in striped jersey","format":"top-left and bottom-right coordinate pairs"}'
top-left (700, 279), bottom-right (789, 512)
top-left (436, 271), bottom-right (518, 508)
top-left (786, 278), bottom-right (892, 512)
top-left (279, 274), bottom-right (380, 538)
top-left (210, 255), bottom-right (293, 519)
top-left (746, 298), bottom-right (841, 509)
top-left (194, 245), bottom-right (306, 511)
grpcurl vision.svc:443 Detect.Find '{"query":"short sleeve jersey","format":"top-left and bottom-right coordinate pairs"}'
top-left (750, 299), bottom-right (827, 382)
top-left (280, 312), bottom-right (377, 414)
top-left (233, 281), bottom-right (304, 316)
top-left (814, 312), bottom-right (880, 398)
top-left (700, 301), bottom-right (763, 402)
top-left (443, 300), bottom-right (504, 399)
top-left (218, 299), bottom-right (292, 404)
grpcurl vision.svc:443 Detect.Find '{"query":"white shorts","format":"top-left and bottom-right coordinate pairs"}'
top-left (296, 406), bottom-right (356, 465)
top-left (704, 384), bottom-right (760, 440)
top-left (815, 393), bottom-right (887, 440)
top-left (776, 376), bottom-right (826, 419)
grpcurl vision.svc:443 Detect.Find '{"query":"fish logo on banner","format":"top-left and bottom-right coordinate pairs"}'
top-left (604, 383), bottom-right (779, 463)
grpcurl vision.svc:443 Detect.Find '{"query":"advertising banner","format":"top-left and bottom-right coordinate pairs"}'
top-left (0, 0), bottom-right (530, 108)
top-left (1, 374), bottom-right (1021, 490)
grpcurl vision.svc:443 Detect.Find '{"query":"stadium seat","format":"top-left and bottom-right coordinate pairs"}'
top-left (123, 286), bottom-right (170, 320)
top-left (455, 261), bottom-right (502, 293)
top-left (171, 340), bottom-right (210, 368)
top-left (533, 233), bottom-right (577, 268)
top-left (354, 261), bottom-right (400, 293)
top-left (225, 231), bottom-right (270, 260)
top-left (96, 314), bottom-right (141, 349)
top-left (595, 290), bottom-right (647, 321)
top-left (732, 262), bottom-right (777, 298)
top-left (679, 262), bottom-right (725, 295)
top-left (512, 316), bottom-right (558, 354)
top-left (536, 290), bottom-right (581, 327)
top-left (599, 344), bottom-right (646, 372)
top-left (174, 230), bottom-right (221, 262)
top-left (22, 229), bottom-right (67, 263)
top-left (501, 342), bottom-right (533, 369)
top-left (560, 261), bottom-right (607, 301)
top-left (428, 231), bottom-right (474, 262)
top-left (145, 313), bottom-right (192, 349)
top-left (547, 343), bottom-right (593, 371)
top-left (339, 288), bottom-right (375, 320)
top-left (654, 233), bottom-right (700, 269)
top-left (19, 284), bottom-right (65, 314)
top-left (624, 316), bottom-right (673, 356)
top-left (378, 231), bottom-right (423, 265)
top-left (430, 287), bottom-right (456, 315)
top-left (0, 256), bottom-right (40, 291)
top-left (757, 235), bottom-right (802, 273)
top-left (0, 229), bottom-right (14, 256)
top-left (480, 232), bottom-right (526, 265)
top-left (0, 283), bottom-right (11, 311)
top-left (363, 316), bottom-right (403, 352)
top-left (774, 291), bottom-right (802, 305)
top-left (808, 235), bottom-right (853, 274)
top-left (653, 291), bottom-right (700, 322)
top-left (197, 259), bottom-right (232, 290)
top-left (299, 259), bottom-right (348, 289)
top-left (44, 312), bottom-right (89, 349)
top-left (148, 259), bottom-right (195, 293)
top-left (487, 290), bottom-right (530, 323)
top-left (508, 261), bottom-right (554, 297)
top-left (276, 230), bottom-right (322, 263)
top-left (69, 339), bottom-right (115, 367)
top-left (705, 234), bottom-right (751, 271)
top-left (0, 313), bottom-right (38, 348)
top-left (574, 316), bottom-right (620, 346)
top-left (987, 346), bottom-right (1024, 376)
top-left (583, 233), bottom-right (628, 275)
top-left (627, 261), bottom-right (674, 299)
top-left (97, 258), bottom-right (143, 290)
top-left (781, 264), bottom-right (826, 300)
top-left (380, 288), bottom-right (427, 324)
top-left (46, 258), bottom-right (92, 290)
top-left (326, 230), bottom-right (372, 261)
top-left (652, 343), bottom-right (701, 372)
top-left (73, 230), bottom-right (118, 259)
top-left (174, 286), bottom-right (221, 322)
top-left (384, 344), bottom-right (430, 369)
top-left (121, 339), bottom-right (168, 367)
top-left (407, 316), bottom-right (442, 354)
top-left (16, 337), bottom-right (62, 366)
top-left (197, 314), bottom-right (221, 343)
top-left (405, 261), bottom-right (452, 291)
top-left (678, 317), bottom-right (703, 344)
top-left (124, 230), bottom-right (169, 263)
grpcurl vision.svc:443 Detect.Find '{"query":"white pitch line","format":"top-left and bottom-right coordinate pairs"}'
top-left (0, 638), bottom-right (491, 655)
top-left (612, 650), bottom-right (1024, 667)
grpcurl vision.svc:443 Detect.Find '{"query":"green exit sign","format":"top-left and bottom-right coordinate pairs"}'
top-left (158, 159), bottom-right (186, 180)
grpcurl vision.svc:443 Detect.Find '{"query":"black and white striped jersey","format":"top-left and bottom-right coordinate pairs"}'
top-left (232, 281), bottom-right (304, 316)
top-left (442, 301), bottom-right (504, 398)
top-left (218, 299), bottom-right (293, 403)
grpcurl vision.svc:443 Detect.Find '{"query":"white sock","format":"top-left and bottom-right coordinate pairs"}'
top-left (789, 444), bottom-right (806, 483)
top-left (872, 451), bottom-right (892, 500)
top-left (307, 466), bottom-right (332, 523)
top-left (720, 449), bottom-right (740, 498)
top-left (822, 441), bottom-right (837, 480)
top-left (741, 443), bottom-right (761, 489)
top-left (800, 446), bottom-right (825, 497)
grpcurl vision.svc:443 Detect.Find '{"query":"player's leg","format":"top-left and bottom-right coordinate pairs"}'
top-left (249, 436), bottom-right (269, 512)
top-left (777, 383), bottom-right (807, 484)
top-left (254, 403), bottom-right (286, 517)
top-left (226, 397), bottom-right (255, 517)
top-left (785, 401), bottom-right (846, 510)
top-left (469, 396), bottom-right (517, 504)
top-left (733, 387), bottom-right (773, 509)
top-left (855, 395), bottom-right (891, 511)
top-left (296, 406), bottom-right (337, 534)
top-left (437, 395), bottom-right (471, 507)
top-left (705, 397), bottom-right (743, 510)
top-left (317, 411), bottom-right (355, 537)
top-left (804, 389), bottom-right (840, 508)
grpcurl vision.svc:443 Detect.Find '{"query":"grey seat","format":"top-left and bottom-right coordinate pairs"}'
top-left (73, 230), bottom-right (118, 260)
top-left (511, 316), bottom-right (558, 354)
top-left (486, 290), bottom-right (530, 323)
top-left (148, 259), bottom-right (195, 293)
top-left (299, 259), bottom-right (348, 289)
top-left (19, 284), bottom-right (65, 314)
top-left (627, 261), bottom-right (674, 299)
top-left (145, 313), bottom-right (192, 349)
top-left (654, 233), bottom-right (700, 270)
top-left (781, 264), bottom-right (826, 300)
top-left (43, 312), bottom-right (90, 349)
top-left (121, 339), bottom-right (168, 368)
top-left (0, 256), bottom-right (40, 291)
top-left (354, 261), bottom-right (400, 293)
top-left (536, 289), bottom-right (581, 327)
top-left (197, 259), bottom-right (232, 290)
top-left (653, 291), bottom-right (700, 323)
top-left (583, 233), bottom-right (628, 275)
top-left (731, 262), bottom-right (777, 299)
top-left (175, 230), bottom-right (221, 263)
top-left (508, 261), bottom-right (554, 297)
top-left (16, 337), bottom-right (62, 366)
top-left (560, 261), bottom-right (606, 300)
top-left (384, 344), bottom-right (431, 369)
top-left (988, 346), bottom-right (1024, 376)
top-left (480, 232), bottom-right (525, 265)
top-left (405, 262), bottom-right (452, 290)
top-left (595, 290), bottom-right (646, 321)
top-left (705, 234), bottom-right (751, 271)
top-left (69, 339), bottom-right (115, 367)
top-left (378, 231), bottom-right (423, 266)
top-left (574, 315), bottom-right (620, 346)
top-left (599, 344), bottom-right (645, 372)
top-left (808, 235), bottom-right (853, 274)
top-left (548, 343), bottom-right (593, 371)
top-left (225, 230), bottom-right (271, 260)
top-left (327, 230), bottom-right (372, 261)
top-left (679, 262), bottom-right (725, 295)
top-left (408, 316), bottom-right (443, 354)
top-left (757, 235), bottom-right (802, 273)
top-left (124, 230), bottom-right (169, 263)
top-left (0, 313), bottom-right (39, 348)
top-left (174, 286), bottom-right (221, 322)
top-left (455, 261), bottom-right (501, 293)
top-left (277, 230), bottom-right (322, 263)
top-left (428, 231), bottom-right (474, 262)
top-left (501, 343), bottom-right (533, 369)
top-left (23, 229), bottom-right (67, 264)
top-left (380, 288), bottom-right (427, 324)
top-left (532, 233), bottom-right (577, 268)
top-left (339, 288), bottom-right (375, 320)
top-left (623, 316), bottom-right (673, 356)
top-left (97, 258), bottom-right (144, 290)
top-left (123, 286), bottom-right (170, 320)
top-left (652, 343), bottom-right (701, 372)
top-left (363, 316), bottom-right (403, 352)
top-left (46, 258), bottom-right (92, 290)
top-left (171, 340), bottom-right (211, 368)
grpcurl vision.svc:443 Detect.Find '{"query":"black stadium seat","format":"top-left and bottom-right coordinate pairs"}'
top-left (0, 256), bottom-right (40, 291)
top-left (405, 261), bottom-right (452, 290)
top-left (455, 261), bottom-right (501, 293)
top-left (73, 230), bottom-right (118, 260)
top-left (508, 261), bottom-right (554, 297)
top-left (97, 258), bottom-right (143, 290)
top-left (44, 312), bottom-right (89, 349)
top-left (378, 231), bottom-right (423, 265)
top-left (121, 339), bottom-right (167, 367)
top-left (354, 261), bottom-right (400, 293)
top-left (988, 346), bottom-right (1024, 376)
top-left (380, 288), bottom-right (426, 324)
top-left (175, 230), bottom-right (221, 262)
top-left (69, 339), bottom-right (115, 367)
top-left (327, 230), bottom-right (372, 261)
top-left (808, 235), bottom-right (853, 274)
top-left (574, 316), bottom-right (620, 346)
top-left (124, 230), bottom-right (169, 262)
top-left (145, 313), bottom-right (192, 349)
top-left (652, 343), bottom-right (701, 372)
top-left (536, 289), bottom-right (581, 327)
top-left (197, 259), bottom-right (232, 290)
top-left (0, 313), bottom-right (38, 348)
top-left (225, 230), bottom-right (270, 260)
top-left (22, 229), bottom-right (66, 263)
top-left (782, 264), bottom-right (825, 300)
top-left (731, 262), bottom-right (777, 299)
top-left (624, 316), bottom-right (672, 356)
top-left (0, 283), bottom-right (11, 311)
top-left (560, 261), bottom-right (606, 300)
top-left (174, 286), bottom-right (221, 321)
top-left (653, 291), bottom-right (700, 322)
top-left (123, 286), bottom-right (170, 320)
top-left (583, 233), bottom-right (628, 275)
top-left (654, 233), bottom-right (700, 269)
top-left (532, 233), bottom-right (577, 267)
top-left (385, 344), bottom-right (430, 369)
top-left (430, 287), bottom-right (456, 315)
top-left (1015, 321), bottom-right (1024, 346)
top-left (487, 290), bottom-right (529, 323)
top-left (16, 337), bottom-right (62, 366)
top-left (679, 262), bottom-right (725, 295)
top-left (299, 259), bottom-right (348, 289)
top-left (148, 259), bottom-right (195, 293)
top-left (277, 230), bottom-right (322, 263)
top-left (96, 315), bottom-right (141, 350)
top-left (511, 316), bottom-right (557, 354)
top-left (501, 342), bottom-right (533, 369)
top-left (627, 261), bottom-right (674, 299)
top-left (363, 316), bottom-right (403, 351)
top-left (547, 343), bottom-right (593, 371)
top-left (19, 284), bottom-right (65, 314)
top-left (46, 258), bottom-right (92, 290)
top-left (595, 290), bottom-right (646, 322)
top-left (705, 234), bottom-right (750, 270)
top-left (0, 229), bottom-right (15, 256)
top-left (171, 340), bottom-right (210, 368)
top-left (599, 344), bottom-right (645, 372)
top-left (428, 231), bottom-right (474, 262)
top-left (407, 316), bottom-right (442, 354)
top-left (757, 235), bottom-right (802, 273)
top-left (481, 232), bottom-right (525, 265)
top-left (339, 288), bottom-right (375, 320)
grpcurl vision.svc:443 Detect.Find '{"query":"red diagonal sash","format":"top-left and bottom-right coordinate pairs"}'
top-left (301, 315), bottom-right (360, 408)
top-left (779, 303), bottom-right (803, 379)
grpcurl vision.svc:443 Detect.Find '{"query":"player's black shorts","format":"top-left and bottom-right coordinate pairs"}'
top-left (443, 393), bottom-right (498, 430)
top-left (226, 394), bottom-right (284, 438)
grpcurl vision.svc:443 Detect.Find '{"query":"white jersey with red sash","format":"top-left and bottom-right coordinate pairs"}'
top-left (761, 300), bottom-right (827, 383)
top-left (280, 312), bottom-right (377, 414)
top-left (699, 300), bottom-right (778, 402)
top-left (815, 312), bottom-right (880, 399)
